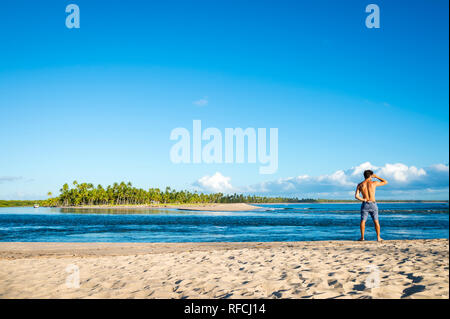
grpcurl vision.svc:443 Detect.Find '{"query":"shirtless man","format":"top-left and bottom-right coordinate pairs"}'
top-left (355, 170), bottom-right (388, 242)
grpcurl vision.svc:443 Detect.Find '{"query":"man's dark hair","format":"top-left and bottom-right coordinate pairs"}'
top-left (364, 170), bottom-right (374, 179)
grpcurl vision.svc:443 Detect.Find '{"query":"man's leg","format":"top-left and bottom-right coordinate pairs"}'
top-left (373, 220), bottom-right (382, 242)
top-left (371, 206), bottom-right (382, 242)
top-left (359, 209), bottom-right (368, 241)
top-left (359, 220), bottom-right (366, 241)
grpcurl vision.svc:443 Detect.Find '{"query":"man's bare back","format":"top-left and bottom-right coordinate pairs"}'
top-left (356, 174), bottom-right (387, 202)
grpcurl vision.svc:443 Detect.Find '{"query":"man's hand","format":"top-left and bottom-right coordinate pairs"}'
top-left (372, 174), bottom-right (388, 186)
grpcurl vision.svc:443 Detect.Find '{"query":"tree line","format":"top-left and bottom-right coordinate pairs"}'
top-left (0, 200), bottom-right (38, 207)
top-left (41, 181), bottom-right (302, 206)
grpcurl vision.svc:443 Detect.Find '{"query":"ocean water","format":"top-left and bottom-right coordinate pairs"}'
top-left (0, 203), bottom-right (448, 242)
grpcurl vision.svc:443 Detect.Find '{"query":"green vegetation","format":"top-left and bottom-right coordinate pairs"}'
top-left (1, 183), bottom-right (447, 207)
top-left (0, 200), bottom-right (41, 207)
top-left (40, 181), bottom-right (302, 207)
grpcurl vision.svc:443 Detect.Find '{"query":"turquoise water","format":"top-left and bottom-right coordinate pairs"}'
top-left (0, 203), bottom-right (448, 242)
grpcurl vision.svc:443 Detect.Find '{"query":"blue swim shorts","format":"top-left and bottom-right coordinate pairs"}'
top-left (360, 201), bottom-right (379, 222)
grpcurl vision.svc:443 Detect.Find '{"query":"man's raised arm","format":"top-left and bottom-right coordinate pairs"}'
top-left (373, 174), bottom-right (388, 186)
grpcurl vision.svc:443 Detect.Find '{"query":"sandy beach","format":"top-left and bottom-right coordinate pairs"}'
top-left (0, 239), bottom-right (448, 299)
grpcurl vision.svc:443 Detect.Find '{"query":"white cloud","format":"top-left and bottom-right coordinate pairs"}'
top-left (0, 176), bottom-right (22, 184)
top-left (194, 172), bottom-right (233, 193)
top-left (192, 163), bottom-right (448, 199)
top-left (377, 163), bottom-right (426, 182)
top-left (193, 97), bottom-right (208, 106)
top-left (245, 162), bottom-right (449, 199)
top-left (350, 161), bottom-right (376, 176)
top-left (0, 191), bottom-right (45, 200)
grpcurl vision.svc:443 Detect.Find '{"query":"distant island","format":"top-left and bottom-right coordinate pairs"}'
top-left (0, 181), bottom-right (448, 208)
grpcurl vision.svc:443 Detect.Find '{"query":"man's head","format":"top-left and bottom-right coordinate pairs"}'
top-left (364, 170), bottom-right (374, 179)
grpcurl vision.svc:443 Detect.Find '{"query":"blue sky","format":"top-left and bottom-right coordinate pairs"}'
top-left (0, 0), bottom-right (448, 199)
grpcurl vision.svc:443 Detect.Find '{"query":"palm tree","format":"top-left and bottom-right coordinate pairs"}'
top-left (40, 180), bottom-right (301, 207)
